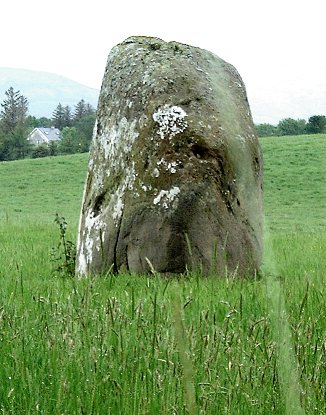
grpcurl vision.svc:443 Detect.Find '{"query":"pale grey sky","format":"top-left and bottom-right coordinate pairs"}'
top-left (1, 0), bottom-right (325, 123)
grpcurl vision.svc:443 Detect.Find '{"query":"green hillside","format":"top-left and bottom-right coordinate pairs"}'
top-left (261, 133), bottom-right (326, 233)
top-left (0, 153), bottom-right (88, 226)
top-left (0, 134), bottom-right (325, 232)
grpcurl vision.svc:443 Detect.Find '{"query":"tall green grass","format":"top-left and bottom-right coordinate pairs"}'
top-left (0, 262), bottom-right (324, 414)
top-left (0, 135), bottom-right (325, 414)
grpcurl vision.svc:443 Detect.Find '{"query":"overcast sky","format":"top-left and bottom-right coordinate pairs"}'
top-left (1, 0), bottom-right (325, 123)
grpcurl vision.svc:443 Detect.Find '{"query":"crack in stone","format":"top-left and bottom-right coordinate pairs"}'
top-left (113, 210), bottom-right (124, 274)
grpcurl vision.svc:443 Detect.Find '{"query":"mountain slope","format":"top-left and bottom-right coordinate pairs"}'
top-left (0, 68), bottom-right (100, 118)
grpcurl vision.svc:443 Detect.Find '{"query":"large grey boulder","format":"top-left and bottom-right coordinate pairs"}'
top-left (76, 36), bottom-right (263, 277)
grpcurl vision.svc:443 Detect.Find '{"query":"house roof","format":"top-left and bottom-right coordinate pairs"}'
top-left (28, 127), bottom-right (61, 143)
top-left (37, 127), bottom-right (61, 141)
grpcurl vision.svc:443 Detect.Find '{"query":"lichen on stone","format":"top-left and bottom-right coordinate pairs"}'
top-left (152, 168), bottom-right (160, 178)
top-left (157, 158), bottom-right (179, 174)
top-left (153, 105), bottom-right (188, 140)
top-left (153, 186), bottom-right (181, 208)
top-left (112, 190), bottom-right (125, 223)
top-left (111, 162), bottom-right (136, 225)
top-left (77, 212), bottom-right (107, 275)
top-left (98, 117), bottom-right (139, 166)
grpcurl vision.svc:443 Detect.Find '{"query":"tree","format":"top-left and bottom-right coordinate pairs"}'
top-left (63, 105), bottom-right (72, 127)
top-left (295, 119), bottom-right (307, 135)
top-left (85, 103), bottom-right (95, 115)
top-left (73, 99), bottom-right (95, 124)
top-left (0, 124), bottom-right (31, 160)
top-left (306, 115), bottom-right (326, 134)
top-left (255, 123), bottom-right (278, 137)
top-left (48, 140), bottom-right (59, 156)
top-left (52, 103), bottom-right (73, 129)
top-left (59, 127), bottom-right (80, 154)
top-left (31, 144), bottom-right (51, 158)
top-left (0, 87), bottom-right (28, 134)
top-left (73, 99), bottom-right (86, 122)
top-left (0, 130), bottom-right (10, 161)
top-left (0, 87), bottom-right (30, 160)
top-left (25, 115), bottom-right (39, 129)
top-left (74, 113), bottom-right (96, 152)
top-left (277, 118), bottom-right (306, 136)
top-left (52, 103), bottom-right (65, 129)
top-left (34, 116), bottom-right (53, 128)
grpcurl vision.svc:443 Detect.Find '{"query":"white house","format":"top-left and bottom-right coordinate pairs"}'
top-left (28, 127), bottom-right (61, 145)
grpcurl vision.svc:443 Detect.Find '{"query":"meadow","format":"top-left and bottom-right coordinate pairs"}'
top-left (0, 134), bottom-right (325, 414)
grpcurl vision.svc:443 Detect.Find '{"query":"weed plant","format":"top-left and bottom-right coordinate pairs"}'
top-left (50, 214), bottom-right (76, 277)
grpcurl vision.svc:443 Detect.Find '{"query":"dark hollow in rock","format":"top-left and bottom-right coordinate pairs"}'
top-left (76, 36), bottom-right (263, 277)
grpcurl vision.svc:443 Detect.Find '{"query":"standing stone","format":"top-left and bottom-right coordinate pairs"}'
top-left (76, 36), bottom-right (263, 277)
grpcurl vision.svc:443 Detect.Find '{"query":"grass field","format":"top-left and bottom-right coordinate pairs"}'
top-left (0, 134), bottom-right (325, 414)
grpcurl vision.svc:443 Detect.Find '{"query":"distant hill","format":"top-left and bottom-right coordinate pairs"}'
top-left (0, 68), bottom-right (100, 118)
top-left (1, 67), bottom-right (324, 125)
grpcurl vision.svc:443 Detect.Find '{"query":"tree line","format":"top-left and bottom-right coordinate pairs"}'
top-left (1, 87), bottom-right (325, 161)
top-left (0, 87), bottom-right (96, 161)
top-left (255, 115), bottom-right (326, 137)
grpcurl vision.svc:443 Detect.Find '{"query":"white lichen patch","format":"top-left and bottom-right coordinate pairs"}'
top-left (111, 162), bottom-right (136, 225)
top-left (77, 116), bottom-right (140, 275)
top-left (98, 117), bottom-right (139, 166)
top-left (141, 183), bottom-right (153, 192)
top-left (236, 134), bottom-right (246, 144)
top-left (157, 158), bottom-right (180, 174)
top-left (93, 170), bottom-right (104, 190)
top-left (167, 161), bottom-right (178, 174)
top-left (77, 249), bottom-right (88, 276)
top-left (152, 168), bottom-right (160, 178)
top-left (142, 71), bottom-right (152, 85)
top-left (77, 211), bottom-right (107, 275)
top-left (112, 191), bottom-right (124, 222)
top-left (139, 114), bottom-right (148, 129)
top-left (153, 105), bottom-right (188, 140)
top-left (153, 186), bottom-right (181, 209)
top-left (85, 117), bottom-right (139, 227)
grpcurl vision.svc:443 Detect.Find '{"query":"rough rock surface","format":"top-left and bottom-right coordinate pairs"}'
top-left (76, 36), bottom-right (263, 276)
